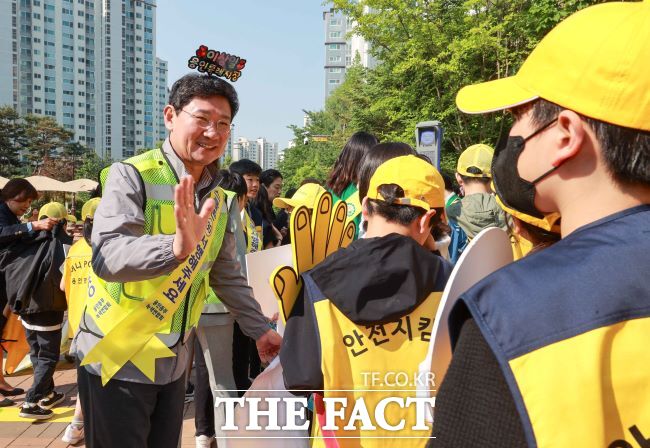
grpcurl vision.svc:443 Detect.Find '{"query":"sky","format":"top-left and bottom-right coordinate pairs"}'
top-left (156, 1), bottom-right (327, 149)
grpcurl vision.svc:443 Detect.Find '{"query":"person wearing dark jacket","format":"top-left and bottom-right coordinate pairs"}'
top-left (2, 200), bottom-right (71, 420)
top-left (0, 178), bottom-right (58, 406)
top-left (281, 155), bottom-right (452, 447)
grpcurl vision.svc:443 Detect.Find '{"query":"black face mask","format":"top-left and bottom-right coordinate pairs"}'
top-left (492, 118), bottom-right (558, 218)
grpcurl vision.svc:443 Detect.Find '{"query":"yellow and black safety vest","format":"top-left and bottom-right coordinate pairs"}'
top-left (303, 273), bottom-right (443, 447)
top-left (451, 206), bottom-right (650, 447)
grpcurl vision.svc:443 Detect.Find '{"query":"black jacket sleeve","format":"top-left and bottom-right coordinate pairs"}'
top-left (0, 203), bottom-right (31, 245)
top-left (280, 286), bottom-right (323, 395)
top-left (428, 317), bottom-right (527, 448)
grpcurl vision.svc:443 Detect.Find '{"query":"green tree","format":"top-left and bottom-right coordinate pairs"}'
top-left (326, 0), bottom-right (605, 160)
top-left (63, 142), bottom-right (92, 180)
top-left (77, 151), bottom-right (112, 183)
top-left (23, 115), bottom-right (73, 174)
top-left (0, 106), bottom-right (26, 177)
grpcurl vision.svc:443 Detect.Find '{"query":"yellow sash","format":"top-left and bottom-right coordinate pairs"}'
top-left (81, 189), bottom-right (224, 385)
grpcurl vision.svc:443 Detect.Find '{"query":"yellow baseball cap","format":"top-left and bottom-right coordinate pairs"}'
top-left (81, 197), bottom-right (101, 220)
top-left (66, 214), bottom-right (78, 224)
top-left (457, 144), bottom-right (494, 178)
top-left (456, 1), bottom-right (650, 131)
top-left (495, 193), bottom-right (560, 234)
top-left (367, 155), bottom-right (445, 211)
top-left (38, 202), bottom-right (66, 220)
top-left (273, 183), bottom-right (327, 210)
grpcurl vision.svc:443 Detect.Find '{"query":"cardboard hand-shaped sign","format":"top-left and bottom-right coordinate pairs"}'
top-left (270, 191), bottom-right (356, 323)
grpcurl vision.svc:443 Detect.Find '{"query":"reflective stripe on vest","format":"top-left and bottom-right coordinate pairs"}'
top-left (91, 148), bottom-right (229, 347)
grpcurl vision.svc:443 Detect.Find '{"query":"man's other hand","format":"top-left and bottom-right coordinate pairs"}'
top-left (256, 329), bottom-right (282, 363)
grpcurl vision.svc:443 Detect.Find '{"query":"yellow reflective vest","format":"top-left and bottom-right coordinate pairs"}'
top-left (450, 206), bottom-right (650, 447)
top-left (89, 148), bottom-right (228, 348)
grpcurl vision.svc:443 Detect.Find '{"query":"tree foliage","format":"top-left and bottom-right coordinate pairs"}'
top-left (0, 107), bottom-right (27, 177)
top-left (279, 0), bottom-right (605, 185)
top-left (23, 115), bottom-right (74, 174)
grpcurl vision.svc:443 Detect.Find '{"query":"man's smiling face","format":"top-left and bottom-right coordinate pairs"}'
top-left (164, 96), bottom-right (232, 170)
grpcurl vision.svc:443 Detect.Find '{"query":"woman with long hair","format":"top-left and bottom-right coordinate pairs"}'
top-left (325, 131), bottom-right (378, 236)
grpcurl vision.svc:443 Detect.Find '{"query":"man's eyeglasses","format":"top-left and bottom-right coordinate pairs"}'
top-left (181, 109), bottom-right (231, 134)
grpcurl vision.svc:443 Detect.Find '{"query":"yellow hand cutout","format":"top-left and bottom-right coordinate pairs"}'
top-left (270, 191), bottom-right (356, 323)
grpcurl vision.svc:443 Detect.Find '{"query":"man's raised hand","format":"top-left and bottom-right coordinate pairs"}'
top-left (172, 176), bottom-right (215, 261)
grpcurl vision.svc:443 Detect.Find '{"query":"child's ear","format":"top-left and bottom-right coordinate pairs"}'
top-left (361, 196), bottom-right (370, 221)
top-left (419, 209), bottom-right (437, 234)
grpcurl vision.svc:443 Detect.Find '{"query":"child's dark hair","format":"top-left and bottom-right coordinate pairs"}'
top-left (459, 166), bottom-right (491, 186)
top-left (229, 159), bottom-right (262, 177)
top-left (358, 142), bottom-right (417, 200)
top-left (260, 169), bottom-right (282, 187)
top-left (217, 169), bottom-right (247, 200)
top-left (326, 131), bottom-right (379, 196)
top-left (252, 183), bottom-right (275, 223)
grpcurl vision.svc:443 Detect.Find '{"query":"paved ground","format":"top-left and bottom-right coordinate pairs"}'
top-left (0, 361), bottom-right (200, 447)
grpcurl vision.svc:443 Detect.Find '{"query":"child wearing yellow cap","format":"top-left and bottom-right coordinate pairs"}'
top-left (433, 2), bottom-right (650, 446)
top-left (59, 197), bottom-right (100, 444)
top-left (281, 155), bottom-right (453, 445)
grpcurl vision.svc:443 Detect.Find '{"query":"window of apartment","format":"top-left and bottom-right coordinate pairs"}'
top-left (44, 17), bottom-right (54, 23)
top-left (328, 56), bottom-right (342, 62)
top-left (62, 8), bottom-right (72, 14)
top-left (33, 13), bottom-right (41, 19)
top-left (34, 85), bottom-right (41, 90)
top-left (45, 4), bottom-right (54, 10)
top-left (34, 73), bottom-right (41, 79)
top-left (328, 68), bottom-right (343, 73)
top-left (33, 0), bottom-right (41, 5)
top-left (329, 31), bottom-right (342, 38)
top-left (328, 44), bottom-right (342, 51)
top-left (34, 109), bottom-right (42, 114)
top-left (330, 18), bottom-right (341, 26)
top-left (33, 25), bottom-right (41, 31)
top-left (34, 97), bottom-right (42, 102)
top-left (328, 79), bottom-right (341, 85)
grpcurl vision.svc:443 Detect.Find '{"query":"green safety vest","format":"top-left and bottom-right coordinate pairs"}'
top-left (93, 148), bottom-right (229, 345)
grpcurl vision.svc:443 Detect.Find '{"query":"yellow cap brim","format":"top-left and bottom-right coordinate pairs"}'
top-left (456, 76), bottom-right (539, 114)
top-left (273, 197), bottom-right (300, 209)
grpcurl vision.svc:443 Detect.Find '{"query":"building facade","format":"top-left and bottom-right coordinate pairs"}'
top-left (323, 6), bottom-right (376, 98)
top-left (257, 137), bottom-right (278, 170)
top-left (0, 0), bottom-right (168, 160)
top-left (232, 136), bottom-right (279, 170)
